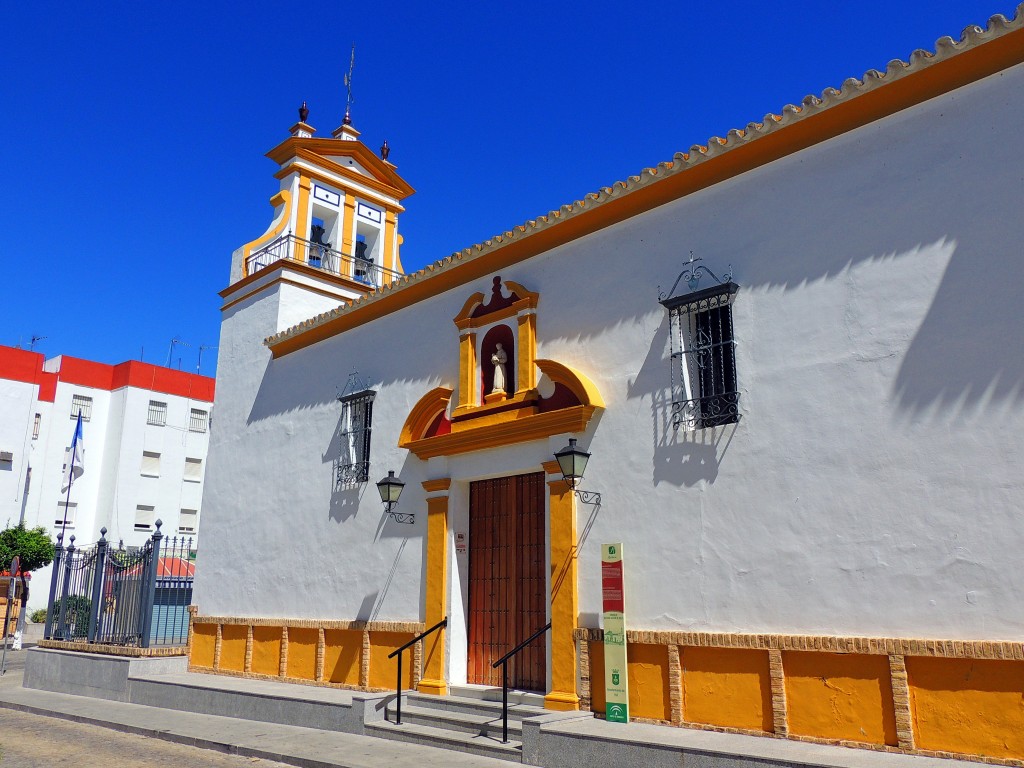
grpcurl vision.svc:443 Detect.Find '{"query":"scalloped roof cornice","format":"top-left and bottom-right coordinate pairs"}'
top-left (266, 6), bottom-right (1024, 358)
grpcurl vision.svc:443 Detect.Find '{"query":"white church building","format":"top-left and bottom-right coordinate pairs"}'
top-left (190, 8), bottom-right (1024, 762)
top-left (0, 345), bottom-right (215, 610)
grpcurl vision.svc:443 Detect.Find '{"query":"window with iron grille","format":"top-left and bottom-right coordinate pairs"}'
top-left (337, 389), bottom-right (374, 486)
top-left (71, 394), bottom-right (93, 421)
top-left (661, 282), bottom-right (740, 429)
top-left (147, 400), bottom-right (167, 426)
top-left (189, 408), bottom-right (208, 433)
top-left (32, 413), bottom-right (40, 439)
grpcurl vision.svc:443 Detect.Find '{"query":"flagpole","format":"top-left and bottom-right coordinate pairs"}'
top-left (60, 415), bottom-right (81, 541)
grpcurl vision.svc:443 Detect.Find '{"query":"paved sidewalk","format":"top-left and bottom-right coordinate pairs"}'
top-left (0, 666), bottom-right (514, 768)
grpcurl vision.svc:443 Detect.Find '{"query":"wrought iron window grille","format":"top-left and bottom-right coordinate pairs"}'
top-left (659, 253), bottom-right (740, 431)
top-left (336, 372), bottom-right (375, 487)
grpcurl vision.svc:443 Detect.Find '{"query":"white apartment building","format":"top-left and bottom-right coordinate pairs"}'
top-left (0, 345), bottom-right (215, 609)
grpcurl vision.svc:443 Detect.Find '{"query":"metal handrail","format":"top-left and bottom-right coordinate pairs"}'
top-left (245, 234), bottom-right (403, 287)
top-left (491, 621), bottom-right (551, 743)
top-left (387, 617), bottom-right (447, 725)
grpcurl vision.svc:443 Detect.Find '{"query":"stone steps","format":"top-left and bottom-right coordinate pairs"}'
top-left (366, 692), bottom-right (551, 763)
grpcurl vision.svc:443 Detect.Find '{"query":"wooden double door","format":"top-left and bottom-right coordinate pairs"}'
top-left (467, 473), bottom-right (546, 691)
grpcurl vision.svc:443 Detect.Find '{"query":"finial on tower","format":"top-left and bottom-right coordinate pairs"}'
top-left (290, 101), bottom-right (315, 138)
top-left (343, 43), bottom-right (356, 126)
top-left (380, 140), bottom-right (390, 161)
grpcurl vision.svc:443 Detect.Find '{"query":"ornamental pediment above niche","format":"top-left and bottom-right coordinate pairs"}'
top-left (399, 276), bottom-right (603, 460)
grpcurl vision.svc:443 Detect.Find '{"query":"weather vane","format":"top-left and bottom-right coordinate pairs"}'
top-left (343, 44), bottom-right (355, 125)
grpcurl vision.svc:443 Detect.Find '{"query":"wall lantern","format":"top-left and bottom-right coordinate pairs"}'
top-left (376, 470), bottom-right (413, 523)
top-left (553, 438), bottom-right (602, 505)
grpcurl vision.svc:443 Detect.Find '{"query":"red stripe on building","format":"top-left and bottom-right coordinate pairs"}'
top-left (0, 345), bottom-right (214, 402)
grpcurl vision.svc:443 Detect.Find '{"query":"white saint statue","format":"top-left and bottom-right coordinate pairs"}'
top-left (490, 343), bottom-right (508, 395)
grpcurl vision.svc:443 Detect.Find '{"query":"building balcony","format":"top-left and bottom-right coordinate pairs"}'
top-left (245, 234), bottom-right (401, 288)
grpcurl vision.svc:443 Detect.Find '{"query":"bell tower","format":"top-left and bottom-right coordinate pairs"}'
top-left (223, 102), bottom-right (415, 334)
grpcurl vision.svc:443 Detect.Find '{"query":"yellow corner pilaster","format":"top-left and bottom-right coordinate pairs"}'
top-left (458, 332), bottom-right (477, 410)
top-left (546, 473), bottom-right (579, 711)
top-left (384, 210), bottom-right (398, 282)
top-left (516, 313), bottom-right (537, 395)
top-left (418, 479), bottom-right (451, 696)
top-left (294, 175), bottom-right (311, 264)
top-left (341, 196), bottom-right (356, 279)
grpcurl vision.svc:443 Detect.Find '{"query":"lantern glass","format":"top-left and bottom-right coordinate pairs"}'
top-left (376, 470), bottom-right (405, 505)
top-left (554, 438), bottom-right (590, 487)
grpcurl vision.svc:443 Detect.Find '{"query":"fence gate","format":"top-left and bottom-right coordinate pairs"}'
top-left (44, 522), bottom-right (194, 648)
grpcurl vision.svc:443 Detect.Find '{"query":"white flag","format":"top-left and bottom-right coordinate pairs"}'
top-left (61, 413), bottom-right (85, 492)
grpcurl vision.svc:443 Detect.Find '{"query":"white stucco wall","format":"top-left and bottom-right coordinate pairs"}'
top-left (195, 63), bottom-right (1024, 644)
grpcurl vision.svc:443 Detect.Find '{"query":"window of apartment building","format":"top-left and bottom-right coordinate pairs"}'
top-left (183, 457), bottom-right (202, 482)
top-left (660, 274), bottom-right (739, 430)
top-left (337, 388), bottom-right (375, 486)
top-left (32, 413), bottom-right (41, 439)
top-left (134, 505), bottom-right (155, 532)
top-left (178, 509), bottom-right (198, 534)
top-left (55, 502), bottom-right (77, 529)
top-left (147, 400), bottom-right (167, 426)
top-left (71, 394), bottom-right (93, 421)
top-left (189, 408), bottom-right (209, 433)
top-left (141, 451), bottom-right (161, 477)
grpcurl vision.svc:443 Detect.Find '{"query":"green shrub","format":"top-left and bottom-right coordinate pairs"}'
top-left (29, 608), bottom-right (47, 624)
top-left (53, 595), bottom-right (91, 638)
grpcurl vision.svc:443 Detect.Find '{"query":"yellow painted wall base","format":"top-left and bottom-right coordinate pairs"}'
top-left (578, 629), bottom-right (1024, 763)
top-left (784, 652), bottom-right (897, 746)
top-left (683, 647), bottom-right (773, 733)
top-left (908, 657), bottom-right (1024, 760)
top-left (189, 617), bottom-right (421, 693)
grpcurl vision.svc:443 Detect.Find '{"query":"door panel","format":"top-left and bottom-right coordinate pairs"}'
top-left (467, 473), bottom-right (546, 690)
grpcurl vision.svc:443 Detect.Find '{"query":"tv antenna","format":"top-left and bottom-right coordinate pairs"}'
top-left (167, 337), bottom-right (190, 368)
top-left (197, 344), bottom-right (218, 374)
top-left (28, 335), bottom-right (47, 352)
top-left (342, 44), bottom-right (356, 125)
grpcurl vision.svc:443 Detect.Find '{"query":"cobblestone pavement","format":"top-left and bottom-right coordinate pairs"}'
top-left (0, 706), bottom-right (296, 768)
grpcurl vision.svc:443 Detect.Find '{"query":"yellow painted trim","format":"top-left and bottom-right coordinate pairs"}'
top-left (399, 387), bottom-right (453, 445)
top-left (383, 210), bottom-right (398, 280)
top-left (279, 149), bottom-right (410, 202)
top-left (418, 486), bottom-right (450, 696)
top-left (451, 389), bottom-right (537, 422)
top-left (545, 475), bottom-right (579, 711)
top-left (276, 161), bottom-right (408, 214)
top-left (534, 359), bottom-right (605, 408)
top-left (453, 292), bottom-right (486, 326)
top-left (294, 175), bottom-right (311, 264)
top-left (267, 28), bottom-right (1024, 358)
top-left (504, 280), bottom-right (539, 308)
top-left (240, 189), bottom-right (292, 271)
top-left (266, 136), bottom-right (416, 199)
top-left (402, 405), bottom-right (598, 460)
top-left (219, 261), bottom-right (371, 312)
top-left (541, 460), bottom-right (562, 476)
top-left (341, 196), bottom-right (356, 279)
top-left (458, 332), bottom-right (477, 410)
top-left (515, 313), bottom-right (537, 395)
top-left (422, 478), bottom-right (452, 493)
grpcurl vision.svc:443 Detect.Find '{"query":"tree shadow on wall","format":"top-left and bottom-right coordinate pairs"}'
top-left (626, 315), bottom-right (737, 487)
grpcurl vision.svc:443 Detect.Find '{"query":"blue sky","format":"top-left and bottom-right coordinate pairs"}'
top-left (0, 1), bottom-right (1006, 376)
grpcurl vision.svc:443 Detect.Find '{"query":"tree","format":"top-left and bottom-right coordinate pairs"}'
top-left (0, 524), bottom-right (56, 574)
top-left (0, 524), bottom-right (56, 643)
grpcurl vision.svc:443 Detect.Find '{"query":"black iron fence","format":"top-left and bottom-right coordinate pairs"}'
top-left (44, 521), bottom-right (194, 648)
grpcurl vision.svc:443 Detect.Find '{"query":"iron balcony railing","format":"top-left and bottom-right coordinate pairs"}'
top-left (246, 234), bottom-right (402, 288)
